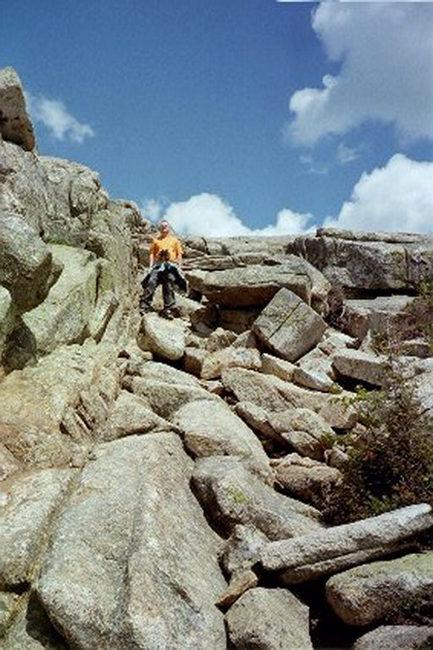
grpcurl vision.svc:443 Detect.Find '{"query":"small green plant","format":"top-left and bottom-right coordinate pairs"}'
top-left (323, 361), bottom-right (433, 524)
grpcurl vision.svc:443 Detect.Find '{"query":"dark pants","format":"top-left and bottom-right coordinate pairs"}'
top-left (140, 263), bottom-right (177, 309)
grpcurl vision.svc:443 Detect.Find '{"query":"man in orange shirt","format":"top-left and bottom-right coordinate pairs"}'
top-left (139, 220), bottom-right (186, 317)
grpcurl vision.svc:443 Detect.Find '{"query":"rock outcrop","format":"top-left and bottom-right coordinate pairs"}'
top-left (1, 67), bottom-right (433, 649)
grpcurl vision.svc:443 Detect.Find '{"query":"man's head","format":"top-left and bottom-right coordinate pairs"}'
top-left (159, 220), bottom-right (170, 236)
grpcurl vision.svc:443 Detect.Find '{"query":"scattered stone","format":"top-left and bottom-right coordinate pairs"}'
top-left (0, 286), bottom-right (14, 355)
top-left (261, 353), bottom-right (296, 382)
top-left (353, 625), bottom-right (433, 650)
top-left (0, 591), bottom-right (19, 635)
top-left (0, 443), bottom-right (21, 482)
top-left (332, 349), bottom-right (392, 387)
top-left (326, 551), bottom-right (433, 626)
top-left (344, 295), bottom-right (415, 340)
top-left (318, 329), bottom-right (357, 355)
top-left (0, 67), bottom-right (35, 150)
top-left (234, 402), bottom-right (281, 442)
top-left (252, 288), bottom-right (327, 362)
top-left (221, 525), bottom-right (269, 577)
top-left (226, 587), bottom-right (313, 650)
top-left (260, 504), bottom-right (433, 584)
top-left (37, 434), bottom-right (227, 650)
top-left (173, 399), bottom-right (269, 472)
top-left (216, 569), bottom-right (258, 609)
top-left (271, 453), bottom-right (342, 508)
top-left (192, 456), bottom-right (323, 541)
top-left (0, 468), bottom-right (74, 588)
top-left (201, 346), bottom-right (261, 380)
top-left (293, 347), bottom-right (336, 392)
top-left (138, 311), bottom-right (187, 361)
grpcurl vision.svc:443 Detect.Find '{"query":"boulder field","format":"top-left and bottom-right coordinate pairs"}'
top-left (0, 67), bottom-right (432, 649)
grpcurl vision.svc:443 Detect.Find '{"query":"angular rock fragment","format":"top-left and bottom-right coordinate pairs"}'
top-left (206, 327), bottom-right (237, 352)
top-left (0, 468), bottom-right (74, 588)
top-left (332, 349), bottom-right (393, 387)
top-left (293, 347), bottom-right (336, 392)
top-left (192, 456), bottom-right (323, 541)
top-left (271, 453), bottom-right (342, 508)
top-left (326, 552), bottom-right (433, 626)
top-left (216, 569), bottom-right (258, 609)
top-left (101, 390), bottom-right (172, 440)
top-left (252, 288), bottom-right (327, 362)
top-left (38, 434), bottom-right (227, 650)
top-left (270, 408), bottom-right (337, 460)
top-left (260, 504), bottom-right (433, 583)
top-left (261, 353), bottom-right (296, 382)
top-left (353, 625), bottom-right (433, 650)
top-left (0, 67), bottom-right (35, 151)
top-left (226, 587), bottom-right (313, 650)
top-left (183, 346), bottom-right (206, 376)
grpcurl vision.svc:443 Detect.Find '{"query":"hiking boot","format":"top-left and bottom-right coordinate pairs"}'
top-left (139, 301), bottom-right (153, 315)
top-left (161, 307), bottom-right (175, 320)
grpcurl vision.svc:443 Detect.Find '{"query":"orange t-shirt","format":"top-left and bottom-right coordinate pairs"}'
top-left (150, 234), bottom-right (183, 263)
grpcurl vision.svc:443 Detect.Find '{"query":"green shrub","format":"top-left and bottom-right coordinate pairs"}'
top-left (323, 361), bottom-right (433, 524)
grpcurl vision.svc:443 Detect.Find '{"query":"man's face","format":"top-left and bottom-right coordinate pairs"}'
top-left (159, 221), bottom-right (170, 235)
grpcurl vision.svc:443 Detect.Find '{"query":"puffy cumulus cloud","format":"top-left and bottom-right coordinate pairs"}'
top-left (324, 154), bottom-right (433, 234)
top-left (288, 3), bottom-right (433, 145)
top-left (25, 92), bottom-right (94, 143)
top-left (158, 193), bottom-right (315, 237)
top-left (141, 198), bottom-right (165, 222)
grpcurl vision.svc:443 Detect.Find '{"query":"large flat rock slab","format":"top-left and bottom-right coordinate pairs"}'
top-left (138, 312), bottom-right (187, 361)
top-left (252, 288), bottom-right (327, 362)
top-left (260, 504), bottom-right (433, 583)
top-left (37, 433), bottom-right (226, 650)
top-left (326, 552), bottom-right (433, 626)
top-left (187, 257), bottom-right (330, 311)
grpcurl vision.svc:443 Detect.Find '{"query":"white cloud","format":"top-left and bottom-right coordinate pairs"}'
top-left (288, 3), bottom-right (433, 145)
top-left (141, 198), bottom-right (165, 221)
top-left (156, 192), bottom-right (315, 237)
top-left (336, 143), bottom-right (360, 165)
top-left (325, 154), bottom-right (433, 234)
top-left (25, 92), bottom-right (95, 143)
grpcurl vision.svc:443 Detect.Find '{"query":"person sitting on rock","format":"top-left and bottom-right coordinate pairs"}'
top-left (139, 219), bottom-right (187, 318)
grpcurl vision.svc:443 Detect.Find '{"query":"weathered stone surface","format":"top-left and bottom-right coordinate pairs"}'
top-left (234, 402), bottom-right (282, 442)
top-left (327, 552), bottom-right (433, 626)
top-left (222, 367), bottom-right (329, 413)
top-left (252, 288), bottom-right (327, 362)
top-left (0, 285), bottom-right (14, 354)
top-left (183, 346), bottom-right (206, 376)
top-left (219, 307), bottom-right (260, 334)
top-left (272, 408), bottom-right (337, 460)
top-left (344, 295), bottom-right (415, 340)
top-left (201, 346), bottom-right (261, 380)
top-left (332, 349), bottom-right (393, 387)
top-left (221, 525), bottom-right (269, 577)
top-left (0, 67), bottom-right (35, 151)
top-left (0, 591), bottom-right (19, 636)
top-left (293, 347), bottom-right (336, 392)
top-left (174, 399), bottom-right (269, 472)
top-left (22, 245), bottom-right (99, 354)
top-left (138, 312), bottom-right (187, 361)
top-left (0, 341), bottom-right (119, 466)
top-left (0, 212), bottom-right (58, 313)
top-left (216, 569), bottom-right (258, 609)
top-left (192, 456), bottom-right (323, 541)
top-left (232, 329), bottom-right (258, 349)
top-left (260, 504), bottom-right (433, 583)
top-left (0, 469), bottom-right (74, 588)
top-left (353, 625), bottom-right (433, 650)
top-left (272, 453), bottom-right (342, 508)
top-left (317, 329), bottom-right (356, 355)
top-left (38, 434), bottom-right (226, 650)
top-left (261, 353), bottom-right (296, 382)
top-left (289, 229), bottom-right (433, 291)
top-left (125, 361), bottom-right (215, 419)
top-left (187, 257), bottom-right (330, 310)
top-left (101, 390), bottom-right (172, 441)
top-left (206, 327), bottom-right (237, 352)
top-left (226, 587), bottom-right (312, 650)
top-left (0, 443), bottom-right (21, 482)
top-left (1, 592), bottom-right (69, 649)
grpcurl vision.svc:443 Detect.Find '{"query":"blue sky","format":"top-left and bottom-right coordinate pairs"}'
top-left (1, 1), bottom-right (433, 235)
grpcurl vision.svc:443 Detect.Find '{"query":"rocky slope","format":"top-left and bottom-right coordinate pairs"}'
top-left (0, 67), bottom-right (432, 649)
